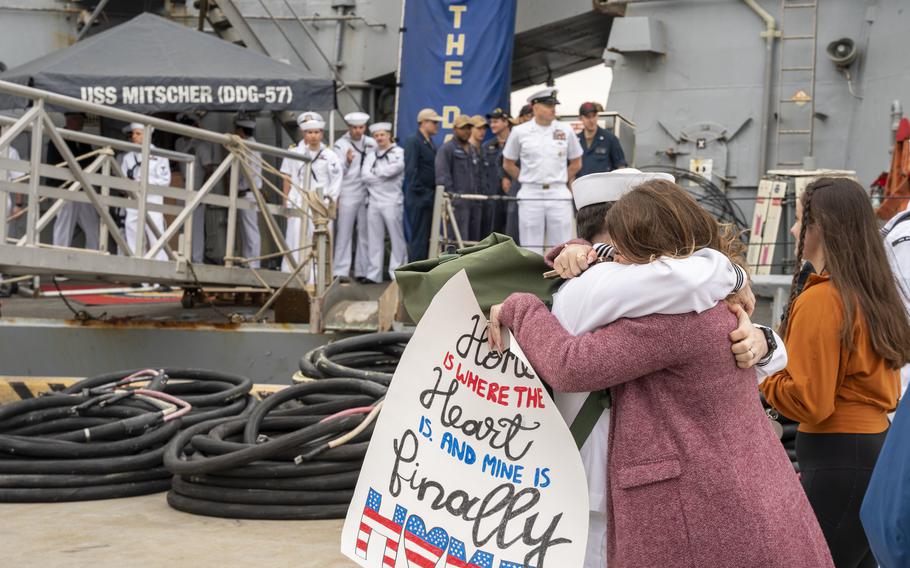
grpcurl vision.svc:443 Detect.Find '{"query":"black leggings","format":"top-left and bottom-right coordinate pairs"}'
top-left (797, 430), bottom-right (888, 568)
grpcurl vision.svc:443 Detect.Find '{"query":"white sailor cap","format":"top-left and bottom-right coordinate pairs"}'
top-left (344, 112), bottom-right (370, 126)
top-left (122, 122), bottom-right (146, 135)
top-left (573, 168), bottom-right (676, 209)
top-left (297, 112), bottom-right (325, 131)
top-left (234, 115), bottom-right (256, 129)
top-left (527, 87), bottom-right (560, 105)
top-left (369, 122), bottom-right (392, 134)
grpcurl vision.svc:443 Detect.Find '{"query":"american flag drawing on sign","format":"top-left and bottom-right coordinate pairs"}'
top-left (356, 488), bottom-right (407, 567)
top-left (403, 515), bottom-right (449, 568)
top-left (446, 538), bottom-right (494, 568)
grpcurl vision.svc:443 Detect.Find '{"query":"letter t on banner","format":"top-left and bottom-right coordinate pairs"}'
top-left (394, 0), bottom-right (517, 146)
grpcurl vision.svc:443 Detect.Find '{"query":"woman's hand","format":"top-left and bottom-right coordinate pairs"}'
top-left (487, 303), bottom-right (506, 353)
top-left (726, 282), bottom-right (756, 317)
top-left (553, 244), bottom-right (598, 279)
top-left (728, 304), bottom-right (769, 368)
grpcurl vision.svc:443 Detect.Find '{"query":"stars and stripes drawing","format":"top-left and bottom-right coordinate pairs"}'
top-left (403, 515), bottom-right (449, 568)
top-left (355, 488), bottom-right (407, 567)
top-left (445, 538), bottom-right (494, 568)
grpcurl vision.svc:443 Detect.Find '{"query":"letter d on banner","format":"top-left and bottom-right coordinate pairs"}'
top-left (394, 0), bottom-right (517, 146)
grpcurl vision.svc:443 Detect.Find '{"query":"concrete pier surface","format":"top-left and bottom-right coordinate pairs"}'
top-left (0, 493), bottom-right (357, 567)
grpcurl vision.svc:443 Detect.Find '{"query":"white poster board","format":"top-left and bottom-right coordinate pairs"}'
top-left (341, 270), bottom-right (589, 568)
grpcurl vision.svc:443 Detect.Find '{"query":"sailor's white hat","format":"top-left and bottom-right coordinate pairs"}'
top-left (297, 112), bottom-right (325, 131)
top-left (344, 112), bottom-right (370, 126)
top-left (573, 168), bottom-right (676, 209)
top-left (369, 122), bottom-right (392, 134)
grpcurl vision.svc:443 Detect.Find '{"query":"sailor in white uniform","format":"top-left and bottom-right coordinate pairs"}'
top-left (502, 87), bottom-right (583, 255)
top-left (233, 115), bottom-right (262, 269)
top-left (546, 170), bottom-right (788, 568)
top-left (332, 111), bottom-right (376, 281)
top-left (120, 123), bottom-right (170, 259)
top-left (280, 112), bottom-right (342, 276)
top-left (361, 122), bottom-right (407, 283)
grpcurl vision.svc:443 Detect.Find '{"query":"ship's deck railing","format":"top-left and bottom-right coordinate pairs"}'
top-left (0, 80), bottom-right (332, 329)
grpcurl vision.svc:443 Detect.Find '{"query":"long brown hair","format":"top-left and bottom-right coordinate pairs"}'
top-left (604, 179), bottom-right (746, 266)
top-left (784, 177), bottom-right (910, 368)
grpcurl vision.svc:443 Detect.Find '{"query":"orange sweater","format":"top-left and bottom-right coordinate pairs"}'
top-left (760, 274), bottom-right (899, 434)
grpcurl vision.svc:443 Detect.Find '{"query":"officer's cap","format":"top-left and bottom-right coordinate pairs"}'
top-left (369, 122), bottom-right (392, 134)
top-left (453, 115), bottom-right (473, 129)
top-left (528, 87), bottom-right (560, 105)
top-left (573, 168), bottom-right (676, 209)
top-left (579, 102), bottom-right (604, 116)
top-left (416, 108), bottom-right (443, 123)
top-left (344, 112), bottom-right (370, 126)
top-left (234, 114), bottom-right (256, 130)
top-left (297, 112), bottom-right (325, 131)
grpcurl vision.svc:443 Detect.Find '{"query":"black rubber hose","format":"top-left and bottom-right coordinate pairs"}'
top-left (167, 492), bottom-right (349, 521)
top-left (0, 368), bottom-right (252, 502)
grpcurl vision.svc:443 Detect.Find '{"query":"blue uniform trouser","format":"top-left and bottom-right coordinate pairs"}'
top-left (406, 196), bottom-right (433, 262)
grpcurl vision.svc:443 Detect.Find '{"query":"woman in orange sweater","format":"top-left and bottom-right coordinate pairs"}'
top-left (761, 177), bottom-right (910, 568)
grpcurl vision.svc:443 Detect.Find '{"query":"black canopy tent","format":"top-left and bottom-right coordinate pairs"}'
top-left (0, 13), bottom-right (335, 113)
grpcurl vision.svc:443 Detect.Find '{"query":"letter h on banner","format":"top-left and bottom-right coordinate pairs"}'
top-left (356, 488), bottom-right (407, 567)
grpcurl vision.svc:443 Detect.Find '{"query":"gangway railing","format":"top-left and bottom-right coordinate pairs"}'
top-left (0, 80), bottom-right (333, 330)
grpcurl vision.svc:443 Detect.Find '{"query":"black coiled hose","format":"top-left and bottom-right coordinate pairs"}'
top-left (164, 378), bottom-right (388, 520)
top-left (0, 368), bottom-right (254, 502)
top-left (298, 331), bottom-right (412, 385)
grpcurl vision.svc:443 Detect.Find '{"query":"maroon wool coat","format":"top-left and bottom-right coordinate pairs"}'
top-left (500, 295), bottom-right (833, 568)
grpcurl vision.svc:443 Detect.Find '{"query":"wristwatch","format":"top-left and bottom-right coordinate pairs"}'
top-left (756, 325), bottom-right (777, 366)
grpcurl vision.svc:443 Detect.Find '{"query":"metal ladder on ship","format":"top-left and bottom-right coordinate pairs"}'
top-left (774, 0), bottom-right (819, 168)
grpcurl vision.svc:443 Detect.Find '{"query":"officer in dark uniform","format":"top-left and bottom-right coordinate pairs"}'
top-left (403, 108), bottom-right (442, 261)
top-left (435, 114), bottom-right (482, 242)
top-left (577, 101), bottom-right (627, 177)
top-left (481, 108), bottom-right (515, 236)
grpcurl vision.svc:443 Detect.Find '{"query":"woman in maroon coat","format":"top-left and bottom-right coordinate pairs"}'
top-left (491, 181), bottom-right (832, 567)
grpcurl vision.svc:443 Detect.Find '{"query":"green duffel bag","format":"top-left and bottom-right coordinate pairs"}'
top-left (394, 233), bottom-right (562, 323)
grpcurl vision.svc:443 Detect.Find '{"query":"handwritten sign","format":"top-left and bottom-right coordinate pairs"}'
top-left (341, 270), bottom-right (588, 568)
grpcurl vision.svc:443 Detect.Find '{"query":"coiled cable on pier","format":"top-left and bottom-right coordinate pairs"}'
top-left (0, 368), bottom-right (253, 502)
top-left (164, 378), bottom-right (387, 520)
top-left (297, 331), bottom-right (412, 385)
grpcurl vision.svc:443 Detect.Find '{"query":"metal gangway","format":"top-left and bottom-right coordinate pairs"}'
top-left (0, 80), bottom-right (332, 327)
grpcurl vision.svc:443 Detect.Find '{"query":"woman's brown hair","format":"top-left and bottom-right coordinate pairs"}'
top-left (603, 179), bottom-right (746, 266)
top-left (784, 177), bottom-right (910, 368)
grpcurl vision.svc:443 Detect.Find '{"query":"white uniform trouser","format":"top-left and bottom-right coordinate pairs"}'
top-left (556, 391), bottom-right (610, 568)
top-left (52, 202), bottom-right (100, 250)
top-left (191, 204), bottom-right (205, 263)
top-left (282, 191), bottom-right (332, 284)
top-left (333, 193), bottom-right (370, 278)
top-left (517, 184), bottom-right (574, 256)
top-left (124, 195), bottom-right (166, 260)
top-left (586, 511), bottom-right (607, 568)
top-left (366, 202), bottom-right (408, 283)
top-left (238, 192), bottom-right (260, 269)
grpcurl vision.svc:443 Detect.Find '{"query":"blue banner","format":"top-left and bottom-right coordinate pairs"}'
top-left (395, 0), bottom-right (517, 146)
